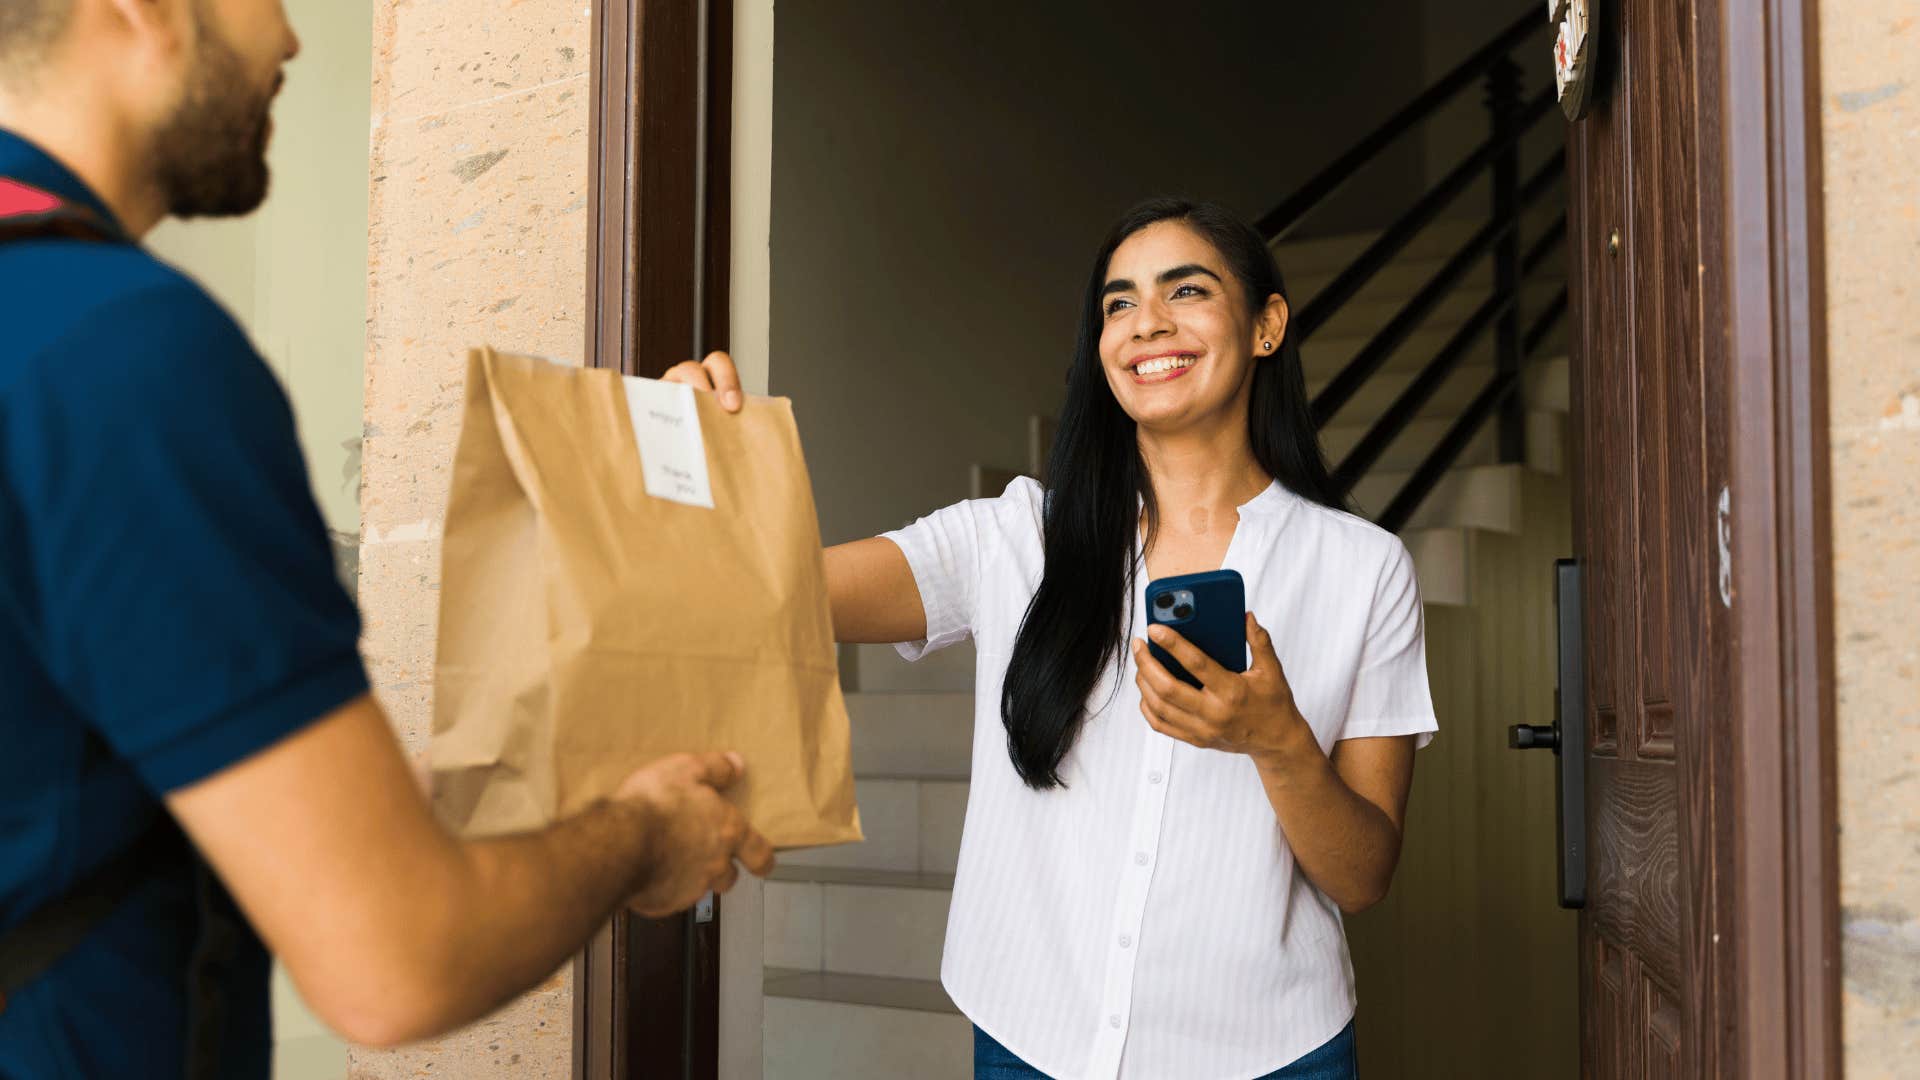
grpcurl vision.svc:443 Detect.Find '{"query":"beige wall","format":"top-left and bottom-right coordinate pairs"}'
top-left (149, 0), bottom-right (372, 580)
top-left (143, 3), bottom-right (374, 1076)
top-left (769, 1), bottom-right (1430, 546)
top-left (1821, 2), bottom-right (1920, 1076)
top-left (352, 0), bottom-right (592, 1076)
top-left (1345, 472), bottom-right (1578, 1077)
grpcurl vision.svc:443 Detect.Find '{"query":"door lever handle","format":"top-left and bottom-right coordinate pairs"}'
top-left (1504, 559), bottom-right (1586, 909)
top-left (1508, 723), bottom-right (1559, 751)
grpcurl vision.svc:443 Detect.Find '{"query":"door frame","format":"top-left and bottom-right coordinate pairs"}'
top-left (1705, 0), bottom-right (1840, 1074)
top-left (577, 0), bottom-right (734, 1077)
top-left (570, 0), bottom-right (1842, 1074)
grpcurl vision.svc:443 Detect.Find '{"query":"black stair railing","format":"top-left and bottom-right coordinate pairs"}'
top-left (1260, 6), bottom-right (1571, 532)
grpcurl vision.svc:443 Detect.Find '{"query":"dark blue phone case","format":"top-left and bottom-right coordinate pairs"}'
top-left (1143, 569), bottom-right (1247, 689)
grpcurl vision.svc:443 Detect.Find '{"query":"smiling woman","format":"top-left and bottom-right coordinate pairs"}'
top-left (672, 198), bottom-right (1437, 1080)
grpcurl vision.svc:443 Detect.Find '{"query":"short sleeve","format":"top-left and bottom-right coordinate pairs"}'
top-left (879, 500), bottom-right (990, 660)
top-left (5, 278), bottom-right (368, 792)
top-left (1338, 540), bottom-right (1439, 748)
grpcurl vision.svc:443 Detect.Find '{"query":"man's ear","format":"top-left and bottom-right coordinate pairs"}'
top-left (99, 0), bottom-right (194, 59)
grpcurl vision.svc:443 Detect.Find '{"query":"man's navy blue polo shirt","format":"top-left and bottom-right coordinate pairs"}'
top-left (0, 129), bottom-right (369, 1079)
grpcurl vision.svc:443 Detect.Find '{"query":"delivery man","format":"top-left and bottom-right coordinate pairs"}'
top-left (0, 2), bottom-right (774, 1077)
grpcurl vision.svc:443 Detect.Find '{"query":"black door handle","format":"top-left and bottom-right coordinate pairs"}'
top-left (1505, 559), bottom-right (1586, 909)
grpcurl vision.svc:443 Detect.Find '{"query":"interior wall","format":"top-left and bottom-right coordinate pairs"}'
top-left (141, 3), bottom-right (373, 1076)
top-left (353, 0), bottom-right (593, 1076)
top-left (148, 0), bottom-right (371, 584)
top-left (1344, 472), bottom-right (1578, 1077)
top-left (1820, 1), bottom-right (1920, 1074)
top-left (1415, 1), bottom-right (1560, 206)
top-left (769, 0), bottom-right (1429, 545)
top-left (721, 6), bottom-right (777, 1075)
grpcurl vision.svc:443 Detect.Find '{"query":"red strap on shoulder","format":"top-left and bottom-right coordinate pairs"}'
top-left (0, 176), bottom-right (115, 243)
top-left (0, 177), bottom-right (65, 218)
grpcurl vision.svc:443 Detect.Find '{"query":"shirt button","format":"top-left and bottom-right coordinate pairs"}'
top-left (1109, 1014), bottom-right (1123, 1029)
top-left (1134, 852), bottom-right (1150, 867)
top-left (1119, 934), bottom-right (1133, 949)
top-left (1148, 771), bottom-right (1164, 785)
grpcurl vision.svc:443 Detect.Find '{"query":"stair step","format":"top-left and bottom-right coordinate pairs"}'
top-left (1300, 322), bottom-right (1498, 384)
top-left (1271, 220), bottom-right (1484, 274)
top-left (842, 640), bottom-right (976, 693)
top-left (847, 692), bottom-right (974, 779)
top-left (1350, 463), bottom-right (1523, 535)
top-left (1406, 527), bottom-right (1471, 607)
top-left (782, 778), bottom-right (923, 872)
top-left (1310, 350), bottom-right (1570, 431)
top-left (764, 968), bottom-right (960, 1014)
top-left (764, 978), bottom-right (970, 1079)
top-left (782, 777), bottom-right (969, 875)
top-left (771, 865), bottom-right (956, 889)
top-left (765, 868), bottom-right (954, 981)
top-left (1322, 415), bottom-right (1499, 473)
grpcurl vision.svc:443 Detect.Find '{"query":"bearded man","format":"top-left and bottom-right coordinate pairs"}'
top-left (0, 4), bottom-right (775, 1077)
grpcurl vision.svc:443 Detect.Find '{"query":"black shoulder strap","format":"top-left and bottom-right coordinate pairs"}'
top-left (0, 175), bottom-right (143, 1019)
top-left (0, 819), bottom-right (186, 1012)
top-left (0, 176), bottom-right (231, 1077)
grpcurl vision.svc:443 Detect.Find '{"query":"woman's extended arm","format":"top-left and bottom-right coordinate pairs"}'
top-left (660, 353), bottom-right (929, 644)
top-left (1132, 613), bottom-right (1416, 913)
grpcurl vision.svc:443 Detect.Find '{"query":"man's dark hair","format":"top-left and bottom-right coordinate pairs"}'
top-left (0, 0), bottom-right (72, 79)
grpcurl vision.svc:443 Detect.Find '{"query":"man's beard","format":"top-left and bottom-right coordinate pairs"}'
top-left (151, 23), bottom-right (277, 219)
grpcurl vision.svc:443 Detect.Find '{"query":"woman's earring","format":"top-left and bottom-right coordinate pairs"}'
top-left (1263, 341), bottom-right (1274, 352)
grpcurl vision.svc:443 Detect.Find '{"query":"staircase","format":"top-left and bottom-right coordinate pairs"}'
top-left (760, 214), bottom-right (1571, 1076)
top-left (762, 8), bottom-right (1570, 1072)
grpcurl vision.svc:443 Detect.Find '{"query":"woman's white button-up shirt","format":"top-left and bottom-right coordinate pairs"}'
top-left (881, 478), bottom-right (1438, 1079)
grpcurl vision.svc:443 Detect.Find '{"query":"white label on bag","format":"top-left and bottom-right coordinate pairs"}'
top-left (622, 376), bottom-right (715, 508)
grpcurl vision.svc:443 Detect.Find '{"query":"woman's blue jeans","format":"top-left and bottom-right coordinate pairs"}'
top-left (972, 1020), bottom-right (1358, 1079)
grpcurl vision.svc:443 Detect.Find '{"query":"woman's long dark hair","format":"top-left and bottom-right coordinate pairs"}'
top-left (998, 198), bottom-right (1346, 789)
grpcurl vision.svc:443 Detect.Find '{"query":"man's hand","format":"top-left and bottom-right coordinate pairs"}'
top-left (615, 751), bottom-right (775, 917)
top-left (661, 351), bottom-right (745, 413)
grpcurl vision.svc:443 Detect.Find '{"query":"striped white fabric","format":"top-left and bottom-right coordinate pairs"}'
top-left (881, 477), bottom-right (1437, 1080)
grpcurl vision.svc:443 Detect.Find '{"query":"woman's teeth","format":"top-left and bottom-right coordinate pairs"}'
top-left (1135, 355), bottom-right (1196, 376)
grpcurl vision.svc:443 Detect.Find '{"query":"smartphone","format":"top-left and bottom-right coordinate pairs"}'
top-left (1143, 569), bottom-right (1248, 689)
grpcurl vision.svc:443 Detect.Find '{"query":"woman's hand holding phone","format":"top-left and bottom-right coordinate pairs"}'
top-left (1131, 612), bottom-right (1319, 771)
top-left (661, 350), bottom-right (745, 412)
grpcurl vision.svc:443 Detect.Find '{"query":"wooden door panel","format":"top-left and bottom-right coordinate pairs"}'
top-left (1587, 758), bottom-right (1683, 984)
top-left (1573, 0), bottom-right (1710, 1073)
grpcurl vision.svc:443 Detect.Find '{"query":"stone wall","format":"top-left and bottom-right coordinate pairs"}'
top-left (352, 1), bottom-right (592, 1075)
top-left (1820, 2), bottom-right (1920, 1076)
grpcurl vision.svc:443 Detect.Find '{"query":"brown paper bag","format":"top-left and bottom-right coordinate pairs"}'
top-left (429, 347), bottom-right (862, 849)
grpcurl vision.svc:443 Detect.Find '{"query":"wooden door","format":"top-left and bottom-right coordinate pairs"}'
top-left (1566, 0), bottom-right (1711, 1073)
top-left (1565, 0), bottom-right (1842, 1075)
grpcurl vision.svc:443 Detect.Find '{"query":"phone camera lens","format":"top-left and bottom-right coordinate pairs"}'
top-left (1154, 593), bottom-right (1174, 610)
top-left (1172, 603), bottom-right (1193, 619)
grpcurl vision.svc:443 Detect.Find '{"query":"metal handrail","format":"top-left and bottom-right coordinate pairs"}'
top-left (1375, 302), bottom-right (1569, 531)
top-left (1254, 3), bottom-right (1571, 531)
top-left (1292, 88), bottom-right (1556, 343)
top-left (1257, 9), bottom-right (1549, 242)
top-left (1331, 288), bottom-right (1518, 495)
top-left (1311, 151), bottom-right (1566, 427)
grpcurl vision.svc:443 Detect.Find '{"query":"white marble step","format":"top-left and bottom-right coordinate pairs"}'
top-left (783, 776), bottom-right (968, 875)
top-left (1321, 413), bottom-right (1500, 474)
top-left (1351, 463), bottom-right (1524, 536)
top-left (1405, 527), bottom-right (1472, 607)
top-left (846, 692), bottom-right (974, 779)
top-left (763, 975), bottom-right (970, 1080)
top-left (1306, 352), bottom-right (1570, 429)
top-left (765, 867), bottom-right (954, 982)
top-left (842, 640), bottom-right (977, 693)
top-left (1272, 219), bottom-right (1485, 274)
